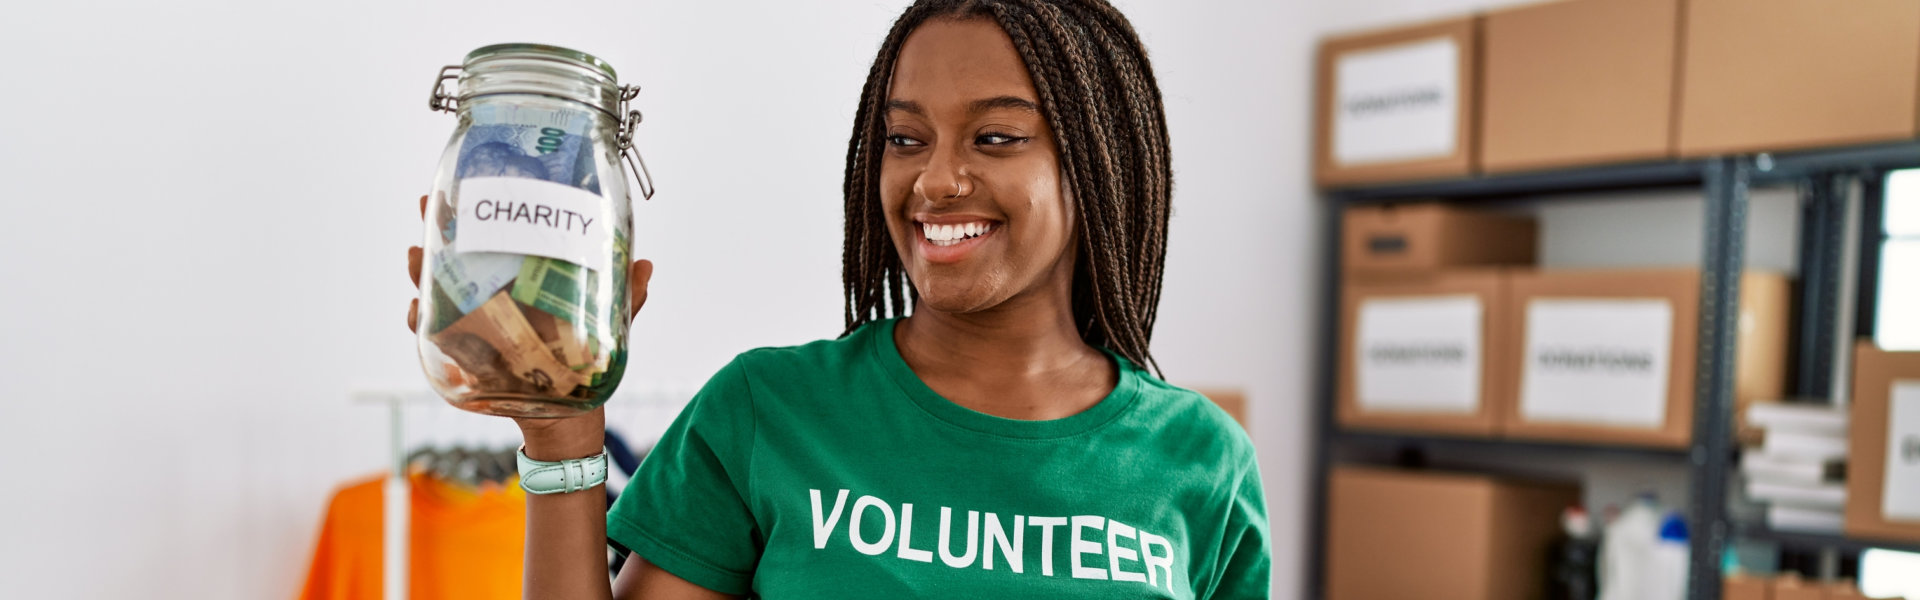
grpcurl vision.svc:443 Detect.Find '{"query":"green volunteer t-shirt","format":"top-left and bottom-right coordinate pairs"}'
top-left (606, 318), bottom-right (1268, 598)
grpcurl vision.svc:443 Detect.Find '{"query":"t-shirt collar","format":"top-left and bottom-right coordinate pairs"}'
top-left (869, 317), bottom-right (1142, 440)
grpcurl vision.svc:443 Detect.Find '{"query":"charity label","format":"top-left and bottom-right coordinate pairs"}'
top-left (1355, 295), bottom-right (1483, 414)
top-left (456, 176), bottom-right (610, 274)
top-left (1519, 298), bottom-right (1674, 428)
top-left (1333, 36), bottom-right (1459, 166)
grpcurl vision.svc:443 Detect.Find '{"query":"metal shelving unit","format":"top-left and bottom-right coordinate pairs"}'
top-left (1333, 430), bottom-right (1694, 462)
top-left (1306, 141), bottom-right (1920, 600)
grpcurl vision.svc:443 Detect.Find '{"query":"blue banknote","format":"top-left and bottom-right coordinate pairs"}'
top-left (432, 250), bottom-right (525, 314)
top-left (456, 103), bottom-right (603, 195)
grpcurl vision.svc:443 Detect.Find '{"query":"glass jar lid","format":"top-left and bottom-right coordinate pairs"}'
top-left (434, 43), bottom-right (623, 119)
top-left (428, 43), bottom-right (654, 200)
top-left (464, 43), bottom-right (619, 80)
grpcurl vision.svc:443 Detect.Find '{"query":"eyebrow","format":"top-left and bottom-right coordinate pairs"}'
top-left (885, 95), bottom-right (1042, 117)
top-left (967, 95), bottom-right (1041, 115)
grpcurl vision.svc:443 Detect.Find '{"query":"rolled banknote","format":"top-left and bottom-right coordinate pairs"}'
top-left (519, 303), bottom-right (592, 372)
top-left (432, 291), bottom-right (587, 395)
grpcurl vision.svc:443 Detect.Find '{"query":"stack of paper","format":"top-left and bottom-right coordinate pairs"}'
top-left (1742, 401), bottom-right (1849, 533)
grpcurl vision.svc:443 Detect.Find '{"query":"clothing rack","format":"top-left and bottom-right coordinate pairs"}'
top-left (351, 390), bottom-right (436, 600)
top-left (349, 381), bottom-right (700, 600)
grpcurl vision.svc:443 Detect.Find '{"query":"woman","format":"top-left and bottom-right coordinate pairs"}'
top-left (407, 1), bottom-right (1269, 597)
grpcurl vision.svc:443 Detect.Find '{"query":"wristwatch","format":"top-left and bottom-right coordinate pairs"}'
top-left (515, 445), bottom-right (610, 495)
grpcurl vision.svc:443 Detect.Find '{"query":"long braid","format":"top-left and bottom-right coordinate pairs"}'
top-left (842, 0), bottom-right (1172, 377)
top-left (991, 4), bottom-right (1116, 351)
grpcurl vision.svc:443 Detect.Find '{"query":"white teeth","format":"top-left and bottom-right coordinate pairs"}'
top-left (921, 221), bottom-right (993, 245)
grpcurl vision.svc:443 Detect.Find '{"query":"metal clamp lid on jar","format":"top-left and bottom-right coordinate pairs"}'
top-left (426, 43), bottom-right (655, 200)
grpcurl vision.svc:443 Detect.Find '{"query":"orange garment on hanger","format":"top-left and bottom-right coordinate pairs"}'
top-left (297, 472), bottom-right (526, 600)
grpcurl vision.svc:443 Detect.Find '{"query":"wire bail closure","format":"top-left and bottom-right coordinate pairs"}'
top-left (617, 85), bottom-right (656, 201)
top-left (426, 65), bottom-right (656, 201)
top-left (428, 65), bottom-right (461, 113)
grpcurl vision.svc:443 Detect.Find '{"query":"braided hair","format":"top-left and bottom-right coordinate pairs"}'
top-left (841, 0), bottom-right (1173, 375)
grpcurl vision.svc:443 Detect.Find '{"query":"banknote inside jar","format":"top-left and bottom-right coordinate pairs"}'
top-left (422, 101), bottom-right (629, 401)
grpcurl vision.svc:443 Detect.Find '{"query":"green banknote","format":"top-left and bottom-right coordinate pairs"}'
top-left (610, 228), bottom-right (630, 325)
top-left (511, 257), bottom-right (605, 343)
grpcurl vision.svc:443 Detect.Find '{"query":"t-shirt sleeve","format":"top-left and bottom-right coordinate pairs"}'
top-left (606, 355), bottom-right (761, 595)
top-left (1204, 459), bottom-right (1272, 599)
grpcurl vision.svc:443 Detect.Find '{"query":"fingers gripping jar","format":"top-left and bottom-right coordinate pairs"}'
top-left (419, 44), bottom-right (652, 418)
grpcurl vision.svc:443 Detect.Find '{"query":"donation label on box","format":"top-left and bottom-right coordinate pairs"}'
top-left (1355, 295), bottom-right (1483, 414)
top-left (1884, 380), bottom-right (1920, 522)
top-left (1519, 298), bottom-right (1674, 428)
top-left (1333, 37), bottom-right (1460, 166)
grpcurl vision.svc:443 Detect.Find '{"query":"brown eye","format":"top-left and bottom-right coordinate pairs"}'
top-left (887, 135), bottom-right (925, 148)
top-left (976, 133), bottom-right (1026, 146)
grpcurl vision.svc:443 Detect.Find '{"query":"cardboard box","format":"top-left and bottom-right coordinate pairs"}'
top-left (1339, 270), bottom-right (1509, 436)
top-left (1845, 342), bottom-right (1920, 543)
top-left (1723, 573), bottom-right (1772, 600)
top-left (1677, 0), bottom-right (1920, 156)
top-left (1195, 388), bottom-right (1249, 431)
top-left (1825, 582), bottom-right (1897, 600)
top-left (1771, 576), bottom-right (1825, 600)
top-left (1316, 17), bottom-right (1479, 186)
top-left (1498, 269), bottom-right (1789, 448)
top-left (1343, 203), bottom-right (1537, 275)
top-left (1326, 467), bottom-right (1579, 600)
top-left (1479, 0), bottom-right (1680, 173)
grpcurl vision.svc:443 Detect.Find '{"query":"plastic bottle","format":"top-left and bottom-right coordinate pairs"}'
top-left (1598, 495), bottom-right (1687, 600)
top-left (1548, 506), bottom-right (1600, 600)
top-left (1648, 512), bottom-right (1691, 599)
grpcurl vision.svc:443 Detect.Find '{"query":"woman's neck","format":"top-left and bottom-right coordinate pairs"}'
top-left (893, 292), bottom-right (1117, 421)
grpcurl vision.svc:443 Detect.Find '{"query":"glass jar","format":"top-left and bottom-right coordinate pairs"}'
top-left (418, 43), bottom-right (652, 418)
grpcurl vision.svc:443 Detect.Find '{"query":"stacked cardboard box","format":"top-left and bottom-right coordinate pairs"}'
top-left (1337, 205), bottom-right (1793, 448)
top-left (1326, 467), bottom-right (1579, 600)
top-left (1845, 343), bottom-right (1920, 544)
top-left (1194, 388), bottom-right (1250, 431)
top-left (1479, 0), bottom-right (1680, 173)
top-left (1339, 203), bottom-right (1534, 436)
top-left (1677, 0), bottom-right (1920, 156)
top-left (1342, 203), bottom-right (1536, 275)
top-left (1315, 0), bottom-right (1920, 185)
top-left (1722, 574), bottom-right (1906, 600)
top-left (1340, 270), bottom-right (1510, 436)
top-left (1498, 269), bottom-right (1789, 448)
top-left (1315, 18), bottom-right (1479, 186)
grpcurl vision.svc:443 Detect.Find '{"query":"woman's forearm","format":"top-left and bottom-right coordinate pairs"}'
top-left (519, 411), bottom-right (615, 600)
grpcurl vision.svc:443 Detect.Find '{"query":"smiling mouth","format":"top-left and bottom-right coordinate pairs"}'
top-left (921, 221), bottom-right (997, 247)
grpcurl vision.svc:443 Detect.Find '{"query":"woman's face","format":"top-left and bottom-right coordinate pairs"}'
top-left (880, 18), bottom-right (1075, 315)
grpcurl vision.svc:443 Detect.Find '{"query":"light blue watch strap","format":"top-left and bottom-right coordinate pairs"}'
top-left (516, 446), bottom-right (610, 495)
